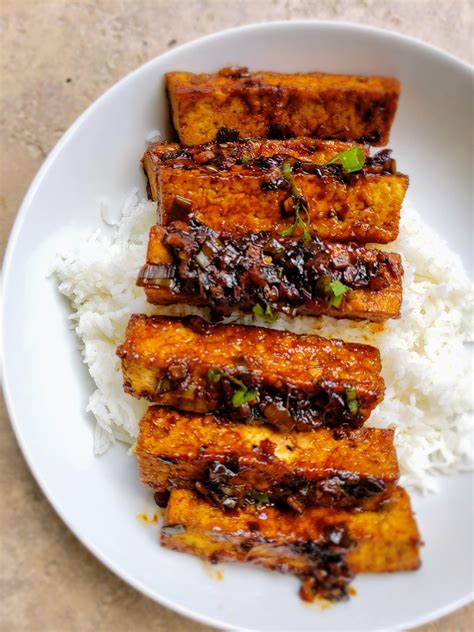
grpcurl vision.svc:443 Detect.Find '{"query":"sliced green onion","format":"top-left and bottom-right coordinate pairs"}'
top-left (325, 279), bottom-right (350, 307)
top-left (297, 209), bottom-right (311, 241)
top-left (201, 236), bottom-right (223, 258)
top-left (252, 303), bottom-right (279, 323)
top-left (281, 161), bottom-right (292, 179)
top-left (264, 304), bottom-right (279, 323)
top-left (280, 207), bottom-right (311, 241)
top-left (207, 368), bottom-right (222, 383)
top-left (137, 264), bottom-right (175, 287)
top-left (196, 236), bottom-right (223, 269)
top-left (281, 161), bottom-right (303, 201)
top-left (240, 155), bottom-right (251, 164)
top-left (279, 219), bottom-right (298, 238)
top-left (196, 250), bottom-right (212, 269)
top-left (246, 489), bottom-right (270, 504)
top-left (232, 386), bottom-right (259, 408)
top-left (279, 162), bottom-right (312, 241)
top-left (173, 195), bottom-right (192, 209)
top-left (170, 195), bottom-right (193, 221)
top-left (208, 367), bottom-right (259, 407)
top-left (345, 386), bottom-right (360, 415)
top-left (203, 165), bottom-right (219, 174)
top-left (348, 399), bottom-right (359, 414)
top-left (326, 147), bottom-right (366, 173)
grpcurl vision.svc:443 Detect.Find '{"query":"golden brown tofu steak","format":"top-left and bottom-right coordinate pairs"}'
top-left (117, 315), bottom-right (385, 430)
top-left (166, 67), bottom-right (400, 146)
top-left (138, 222), bottom-right (403, 322)
top-left (137, 406), bottom-right (399, 511)
top-left (143, 137), bottom-right (366, 201)
top-left (158, 153), bottom-right (407, 244)
top-left (161, 487), bottom-right (421, 601)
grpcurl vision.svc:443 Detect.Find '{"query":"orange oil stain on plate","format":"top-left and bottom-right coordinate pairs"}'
top-left (137, 511), bottom-right (160, 526)
top-left (201, 560), bottom-right (225, 581)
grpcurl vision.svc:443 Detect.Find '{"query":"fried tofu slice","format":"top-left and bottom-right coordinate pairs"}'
top-left (138, 222), bottom-right (403, 322)
top-left (137, 406), bottom-right (399, 511)
top-left (158, 154), bottom-right (408, 244)
top-left (117, 315), bottom-right (384, 430)
top-left (143, 138), bottom-right (366, 201)
top-left (161, 487), bottom-right (421, 601)
top-left (166, 67), bottom-right (400, 146)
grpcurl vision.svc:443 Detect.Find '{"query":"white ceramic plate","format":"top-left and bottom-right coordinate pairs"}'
top-left (2, 21), bottom-right (473, 631)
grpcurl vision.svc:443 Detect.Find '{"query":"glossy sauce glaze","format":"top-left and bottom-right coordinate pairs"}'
top-left (166, 67), bottom-right (400, 146)
top-left (158, 151), bottom-right (408, 243)
top-left (117, 315), bottom-right (385, 430)
top-left (137, 406), bottom-right (399, 512)
top-left (138, 219), bottom-right (403, 321)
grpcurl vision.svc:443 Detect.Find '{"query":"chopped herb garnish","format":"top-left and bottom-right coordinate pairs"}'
top-left (279, 162), bottom-right (311, 242)
top-left (325, 279), bottom-right (350, 308)
top-left (207, 367), bottom-right (259, 407)
top-left (281, 160), bottom-right (293, 181)
top-left (348, 400), bottom-right (359, 415)
top-left (252, 304), bottom-right (265, 319)
top-left (281, 161), bottom-right (304, 201)
top-left (173, 194), bottom-right (192, 209)
top-left (279, 206), bottom-right (311, 241)
top-left (246, 489), bottom-right (270, 504)
top-left (240, 154), bottom-right (251, 164)
top-left (232, 386), bottom-right (259, 408)
top-left (326, 147), bottom-right (366, 173)
top-left (207, 368), bottom-right (222, 383)
top-left (345, 386), bottom-right (360, 415)
top-left (279, 220), bottom-right (297, 238)
top-left (252, 303), bottom-right (279, 323)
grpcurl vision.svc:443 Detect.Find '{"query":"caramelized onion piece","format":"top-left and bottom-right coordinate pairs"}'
top-left (263, 402), bottom-right (294, 431)
top-left (137, 264), bottom-right (174, 286)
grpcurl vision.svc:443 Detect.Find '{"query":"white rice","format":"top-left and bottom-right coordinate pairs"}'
top-left (54, 192), bottom-right (474, 492)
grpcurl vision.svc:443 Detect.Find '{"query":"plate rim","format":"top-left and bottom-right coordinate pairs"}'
top-left (2, 19), bottom-right (473, 632)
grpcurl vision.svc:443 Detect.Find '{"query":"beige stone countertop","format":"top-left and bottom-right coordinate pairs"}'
top-left (1, 1), bottom-right (473, 630)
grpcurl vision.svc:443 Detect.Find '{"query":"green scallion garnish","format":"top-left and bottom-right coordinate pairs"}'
top-left (325, 279), bottom-right (350, 307)
top-left (232, 386), bottom-right (259, 408)
top-left (281, 161), bottom-right (292, 180)
top-left (252, 303), bottom-right (279, 323)
top-left (326, 147), bottom-right (366, 173)
top-left (240, 155), bottom-right (251, 164)
top-left (207, 368), bottom-right (222, 383)
top-left (279, 162), bottom-right (311, 242)
top-left (345, 386), bottom-right (360, 415)
top-left (207, 367), bottom-right (259, 407)
top-left (246, 489), bottom-right (270, 504)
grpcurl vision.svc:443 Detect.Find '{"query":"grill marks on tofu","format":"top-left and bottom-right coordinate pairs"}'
top-left (137, 406), bottom-right (399, 511)
top-left (158, 153), bottom-right (407, 244)
top-left (166, 68), bottom-right (400, 146)
top-left (161, 487), bottom-right (421, 601)
top-left (143, 137), bottom-right (367, 201)
top-left (117, 315), bottom-right (385, 430)
top-left (138, 221), bottom-right (403, 322)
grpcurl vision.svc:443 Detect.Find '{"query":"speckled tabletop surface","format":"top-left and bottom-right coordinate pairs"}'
top-left (1, 1), bottom-right (473, 631)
